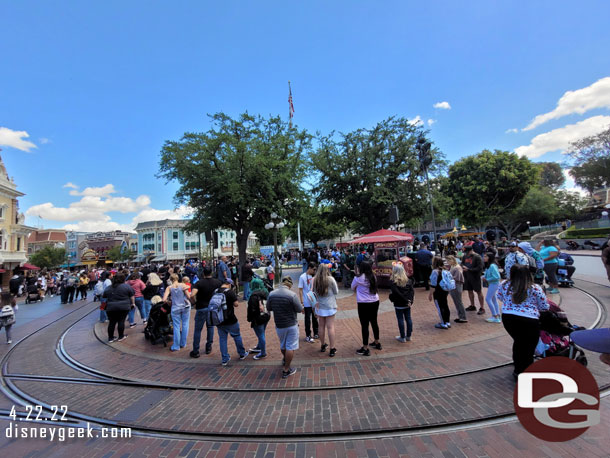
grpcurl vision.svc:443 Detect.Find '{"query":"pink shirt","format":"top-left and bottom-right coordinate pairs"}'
top-left (127, 279), bottom-right (146, 298)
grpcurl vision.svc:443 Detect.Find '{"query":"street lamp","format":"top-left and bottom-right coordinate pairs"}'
top-left (265, 214), bottom-right (286, 285)
top-left (416, 135), bottom-right (438, 249)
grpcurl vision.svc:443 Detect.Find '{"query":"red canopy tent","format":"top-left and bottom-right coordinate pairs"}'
top-left (22, 263), bottom-right (41, 270)
top-left (348, 229), bottom-right (414, 245)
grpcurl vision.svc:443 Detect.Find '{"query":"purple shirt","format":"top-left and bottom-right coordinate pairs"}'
top-left (351, 275), bottom-right (380, 303)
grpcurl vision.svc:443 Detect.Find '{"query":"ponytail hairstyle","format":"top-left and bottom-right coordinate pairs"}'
top-left (509, 264), bottom-right (533, 304)
top-left (359, 261), bottom-right (377, 295)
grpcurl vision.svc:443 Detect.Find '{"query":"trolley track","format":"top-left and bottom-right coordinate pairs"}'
top-left (0, 285), bottom-right (607, 443)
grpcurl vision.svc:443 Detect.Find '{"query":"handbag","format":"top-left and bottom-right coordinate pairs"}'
top-left (256, 311), bottom-right (271, 326)
top-left (100, 301), bottom-right (107, 310)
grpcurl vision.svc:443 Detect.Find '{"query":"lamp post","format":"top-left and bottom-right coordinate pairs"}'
top-left (526, 221), bottom-right (531, 237)
top-left (416, 135), bottom-right (437, 250)
top-left (265, 213), bottom-right (286, 285)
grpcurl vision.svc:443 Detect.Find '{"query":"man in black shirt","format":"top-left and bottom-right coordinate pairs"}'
top-left (241, 261), bottom-right (254, 301)
top-left (215, 278), bottom-right (249, 366)
top-left (462, 246), bottom-right (485, 314)
top-left (190, 266), bottom-right (221, 357)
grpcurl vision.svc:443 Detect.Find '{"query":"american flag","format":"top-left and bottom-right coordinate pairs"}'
top-left (288, 82), bottom-right (295, 120)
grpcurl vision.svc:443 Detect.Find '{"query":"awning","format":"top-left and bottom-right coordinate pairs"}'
top-left (133, 255), bottom-right (147, 262)
top-left (22, 263), bottom-right (41, 270)
top-left (349, 229), bottom-right (414, 245)
top-left (151, 255), bottom-right (167, 262)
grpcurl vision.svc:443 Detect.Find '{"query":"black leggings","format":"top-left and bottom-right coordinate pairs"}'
top-left (357, 301), bottom-right (380, 346)
top-left (502, 313), bottom-right (540, 375)
top-left (107, 310), bottom-right (129, 339)
top-left (433, 288), bottom-right (450, 323)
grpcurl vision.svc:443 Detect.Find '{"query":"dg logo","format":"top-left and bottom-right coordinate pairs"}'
top-left (514, 356), bottom-right (600, 441)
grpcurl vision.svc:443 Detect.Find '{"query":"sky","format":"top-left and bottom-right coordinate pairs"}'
top-left (1, 1), bottom-right (610, 232)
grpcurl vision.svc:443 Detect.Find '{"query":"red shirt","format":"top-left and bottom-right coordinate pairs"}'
top-left (126, 279), bottom-right (146, 298)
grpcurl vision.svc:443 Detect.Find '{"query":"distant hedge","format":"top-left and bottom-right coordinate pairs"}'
top-left (564, 226), bottom-right (610, 238)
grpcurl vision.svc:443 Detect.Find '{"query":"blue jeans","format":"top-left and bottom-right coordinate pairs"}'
top-left (395, 307), bottom-right (412, 339)
top-left (193, 308), bottom-right (214, 353)
top-left (99, 308), bottom-right (107, 322)
top-left (486, 282), bottom-right (501, 316)
top-left (133, 297), bottom-right (146, 321)
top-left (252, 322), bottom-right (267, 356)
top-left (171, 306), bottom-right (191, 351)
top-left (242, 281), bottom-right (251, 301)
top-left (128, 306), bottom-right (136, 325)
top-left (142, 299), bottom-right (152, 321)
top-left (217, 321), bottom-right (247, 363)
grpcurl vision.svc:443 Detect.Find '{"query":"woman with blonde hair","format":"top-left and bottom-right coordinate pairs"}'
top-left (446, 256), bottom-right (467, 323)
top-left (312, 263), bottom-right (339, 357)
top-left (389, 263), bottom-right (414, 342)
top-left (162, 273), bottom-right (191, 352)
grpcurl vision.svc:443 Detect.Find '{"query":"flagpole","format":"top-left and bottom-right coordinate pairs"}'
top-left (288, 80), bottom-right (293, 129)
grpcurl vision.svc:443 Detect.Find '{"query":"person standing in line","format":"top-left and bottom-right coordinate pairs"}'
top-left (446, 255), bottom-right (468, 323)
top-left (415, 244), bottom-right (433, 290)
top-left (428, 257), bottom-right (451, 329)
top-left (217, 256), bottom-right (230, 283)
top-left (503, 242), bottom-right (529, 279)
top-left (497, 264), bottom-right (549, 379)
top-left (214, 278), bottom-right (249, 366)
top-left (483, 252), bottom-right (502, 323)
top-left (190, 266), bottom-right (221, 357)
top-left (312, 263), bottom-right (339, 357)
top-left (102, 273), bottom-right (135, 343)
top-left (389, 263), bottom-right (415, 342)
top-left (462, 246), bottom-right (486, 314)
top-left (241, 260), bottom-right (254, 301)
top-left (298, 262), bottom-right (319, 343)
top-left (127, 272), bottom-right (148, 325)
top-left (246, 284), bottom-right (269, 360)
top-left (351, 261), bottom-right (381, 356)
top-left (267, 277), bottom-right (303, 378)
top-left (162, 274), bottom-right (191, 352)
top-left (537, 239), bottom-right (560, 294)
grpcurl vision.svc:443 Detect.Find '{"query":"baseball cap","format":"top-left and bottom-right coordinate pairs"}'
top-left (510, 241), bottom-right (518, 247)
top-left (571, 328), bottom-right (610, 354)
top-left (223, 278), bottom-right (234, 285)
top-left (282, 277), bottom-right (293, 286)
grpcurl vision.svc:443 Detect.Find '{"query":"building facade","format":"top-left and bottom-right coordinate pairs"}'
top-left (65, 231), bottom-right (89, 267)
top-left (27, 229), bottom-right (66, 256)
top-left (82, 230), bottom-right (134, 263)
top-left (0, 155), bottom-right (36, 287)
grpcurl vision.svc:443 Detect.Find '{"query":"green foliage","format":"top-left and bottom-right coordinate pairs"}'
top-left (107, 246), bottom-right (131, 263)
top-left (289, 202), bottom-right (346, 247)
top-left (553, 190), bottom-right (588, 220)
top-left (158, 112), bottom-right (311, 268)
top-left (537, 162), bottom-right (565, 189)
top-left (29, 246), bottom-right (66, 269)
top-left (446, 149), bottom-right (538, 227)
top-left (311, 117), bottom-right (439, 234)
top-left (567, 125), bottom-right (610, 194)
top-left (565, 227), bottom-right (610, 238)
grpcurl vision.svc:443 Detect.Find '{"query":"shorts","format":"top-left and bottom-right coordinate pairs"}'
top-left (463, 273), bottom-right (481, 292)
top-left (276, 324), bottom-right (299, 351)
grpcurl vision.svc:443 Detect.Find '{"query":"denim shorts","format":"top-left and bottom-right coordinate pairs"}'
top-left (276, 324), bottom-right (299, 351)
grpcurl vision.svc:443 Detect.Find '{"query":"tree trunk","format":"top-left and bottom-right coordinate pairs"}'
top-left (235, 227), bottom-right (250, 281)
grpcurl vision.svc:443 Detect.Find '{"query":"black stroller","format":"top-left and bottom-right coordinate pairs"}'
top-left (25, 284), bottom-right (42, 304)
top-left (144, 302), bottom-right (173, 346)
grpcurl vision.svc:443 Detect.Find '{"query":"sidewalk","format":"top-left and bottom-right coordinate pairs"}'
top-left (563, 249), bottom-right (601, 257)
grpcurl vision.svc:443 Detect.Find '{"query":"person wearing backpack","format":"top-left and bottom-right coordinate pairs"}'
top-left (517, 242), bottom-right (545, 285)
top-left (428, 257), bottom-right (451, 329)
top-left (190, 267), bottom-right (221, 357)
top-left (0, 292), bottom-right (17, 344)
top-left (446, 255), bottom-right (468, 323)
top-left (483, 252), bottom-right (502, 323)
top-left (210, 278), bottom-right (249, 366)
top-left (246, 287), bottom-right (269, 360)
top-left (162, 274), bottom-right (192, 352)
top-left (389, 263), bottom-right (415, 342)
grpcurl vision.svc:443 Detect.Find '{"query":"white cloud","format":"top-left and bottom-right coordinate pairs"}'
top-left (523, 76), bottom-right (610, 131)
top-left (433, 101), bottom-right (451, 110)
top-left (408, 115), bottom-right (423, 126)
top-left (0, 127), bottom-right (37, 152)
top-left (39, 137), bottom-right (51, 144)
top-left (561, 168), bottom-right (588, 197)
top-left (69, 184), bottom-right (117, 197)
top-left (131, 206), bottom-right (193, 225)
top-left (427, 119), bottom-right (436, 126)
top-left (63, 182), bottom-right (78, 189)
top-left (514, 115), bottom-right (610, 159)
top-left (505, 128), bottom-right (519, 134)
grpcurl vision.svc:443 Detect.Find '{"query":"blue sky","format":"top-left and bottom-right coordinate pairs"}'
top-left (1, 1), bottom-right (609, 232)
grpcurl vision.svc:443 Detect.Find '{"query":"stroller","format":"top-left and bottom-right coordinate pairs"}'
top-left (24, 284), bottom-right (43, 304)
top-left (144, 302), bottom-right (173, 346)
top-left (535, 299), bottom-right (587, 366)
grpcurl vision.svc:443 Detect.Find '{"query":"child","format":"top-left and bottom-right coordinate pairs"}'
top-left (484, 252), bottom-right (502, 323)
top-left (182, 276), bottom-right (192, 293)
top-left (0, 292), bottom-right (17, 344)
top-left (428, 257), bottom-right (451, 329)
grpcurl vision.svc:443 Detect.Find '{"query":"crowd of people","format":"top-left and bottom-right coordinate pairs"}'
top-left (1, 233), bottom-right (608, 381)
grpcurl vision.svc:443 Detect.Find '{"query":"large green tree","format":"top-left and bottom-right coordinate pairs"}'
top-left (497, 186), bottom-right (557, 238)
top-left (158, 112), bottom-right (311, 270)
top-left (537, 162), bottom-right (565, 189)
top-left (288, 202), bottom-right (346, 247)
top-left (446, 150), bottom-right (538, 228)
top-left (311, 117), bottom-right (439, 234)
top-left (29, 246), bottom-right (66, 269)
top-left (567, 125), bottom-right (610, 194)
top-left (107, 245), bottom-right (131, 263)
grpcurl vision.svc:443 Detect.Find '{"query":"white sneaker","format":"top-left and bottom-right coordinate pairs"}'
top-left (7, 340), bottom-right (12, 344)
top-left (395, 336), bottom-right (406, 343)
top-left (305, 336), bottom-right (314, 343)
